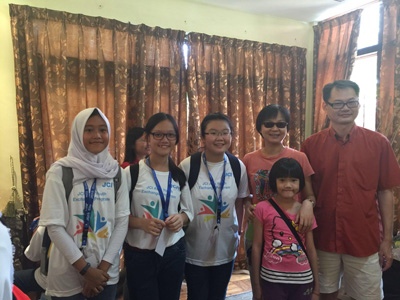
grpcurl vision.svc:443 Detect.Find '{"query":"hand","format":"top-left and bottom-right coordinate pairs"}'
top-left (83, 267), bottom-right (109, 288)
top-left (165, 214), bottom-right (185, 232)
top-left (379, 238), bottom-right (393, 271)
top-left (142, 218), bottom-right (165, 236)
top-left (245, 201), bottom-right (255, 222)
top-left (82, 281), bottom-right (102, 298)
top-left (296, 199), bottom-right (314, 233)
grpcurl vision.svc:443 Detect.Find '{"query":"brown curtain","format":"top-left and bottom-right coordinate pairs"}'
top-left (377, 0), bottom-right (400, 232)
top-left (9, 4), bottom-right (186, 223)
top-left (187, 33), bottom-right (307, 158)
top-left (313, 10), bottom-right (362, 133)
top-left (186, 33), bottom-right (307, 269)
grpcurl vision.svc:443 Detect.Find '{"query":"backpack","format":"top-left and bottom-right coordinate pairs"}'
top-left (40, 166), bottom-right (122, 276)
top-left (128, 163), bottom-right (185, 204)
top-left (188, 152), bottom-right (241, 190)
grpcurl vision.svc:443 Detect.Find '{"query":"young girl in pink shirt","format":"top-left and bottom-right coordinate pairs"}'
top-left (252, 158), bottom-right (319, 300)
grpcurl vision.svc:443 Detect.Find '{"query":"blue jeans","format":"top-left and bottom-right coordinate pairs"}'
top-left (125, 238), bottom-right (186, 300)
top-left (14, 268), bottom-right (45, 295)
top-left (51, 284), bottom-right (117, 300)
top-left (185, 260), bottom-right (235, 300)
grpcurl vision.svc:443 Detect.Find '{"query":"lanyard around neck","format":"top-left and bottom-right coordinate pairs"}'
top-left (146, 157), bottom-right (172, 221)
top-left (202, 152), bottom-right (226, 225)
top-left (81, 179), bottom-right (97, 249)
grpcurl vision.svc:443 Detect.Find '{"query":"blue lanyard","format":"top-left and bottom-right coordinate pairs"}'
top-left (202, 152), bottom-right (226, 225)
top-left (82, 179), bottom-right (96, 248)
top-left (147, 158), bottom-right (172, 221)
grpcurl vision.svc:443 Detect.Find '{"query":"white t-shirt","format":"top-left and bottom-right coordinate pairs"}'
top-left (24, 226), bottom-right (47, 289)
top-left (124, 160), bottom-right (194, 249)
top-left (179, 153), bottom-right (249, 266)
top-left (0, 219), bottom-right (13, 300)
top-left (39, 165), bottom-right (130, 297)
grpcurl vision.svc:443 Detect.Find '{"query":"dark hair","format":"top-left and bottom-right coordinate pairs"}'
top-left (145, 113), bottom-right (180, 145)
top-left (145, 113), bottom-right (186, 188)
top-left (322, 80), bottom-right (360, 102)
top-left (124, 127), bottom-right (145, 163)
top-left (89, 108), bottom-right (101, 118)
top-left (268, 158), bottom-right (305, 193)
top-left (256, 105), bottom-right (290, 135)
top-left (200, 113), bottom-right (234, 138)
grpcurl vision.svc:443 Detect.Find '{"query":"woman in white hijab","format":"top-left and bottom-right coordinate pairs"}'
top-left (39, 108), bottom-right (130, 300)
top-left (0, 211), bottom-right (13, 300)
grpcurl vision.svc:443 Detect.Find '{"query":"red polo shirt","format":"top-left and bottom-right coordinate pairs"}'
top-left (301, 125), bottom-right (400, 257)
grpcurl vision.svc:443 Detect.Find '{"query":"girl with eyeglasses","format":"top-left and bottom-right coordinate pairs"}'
top-left (124, 112), bottom-right (193, 300)
top-left (241, 105), bottom-right (316, 300)
top-left (179, 113), bottom-right (250, 300)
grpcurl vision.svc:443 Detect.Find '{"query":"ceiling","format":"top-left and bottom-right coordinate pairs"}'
top-left (187, 0), bottom-right (377, 22)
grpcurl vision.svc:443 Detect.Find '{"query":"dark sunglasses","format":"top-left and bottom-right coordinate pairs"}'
top-left (263, 121), bottom-right (288, 129)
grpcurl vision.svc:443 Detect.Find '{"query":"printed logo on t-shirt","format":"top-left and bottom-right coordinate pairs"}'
top-left (197, 194), bottom-right (230, 222)
top-left (73, 211), bottom-right (109, 239)
top-left (254, 169), bottom-right (274, 201)
top-left (139, 185), bottom-right (179, 220)
top-left (141, 200), bottom-right (163, 220)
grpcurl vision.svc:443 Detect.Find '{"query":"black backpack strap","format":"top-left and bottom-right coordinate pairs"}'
top-left (188, 152), bottom-right (202, 190)
top-left (268, 198), bottom-right (308, 258)
top-left (40, 228), bottom-right (52, 276)
top-left (226, 152), bottom-right (241, 190)
top-left (62, 166), bottom-right (74, 202)
top-left (113, 167), bottom-right (122, 203)
top-left (129, 163), bottom-right (140, 205)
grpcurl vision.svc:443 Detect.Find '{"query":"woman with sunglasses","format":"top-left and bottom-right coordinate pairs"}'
top-left (123, 113), bottom-right (193, 300)
top-left (242, 105), bottom-right (316, 300)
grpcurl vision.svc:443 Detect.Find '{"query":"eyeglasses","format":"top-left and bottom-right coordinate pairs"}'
top-left (149, 132), bottom-right (177, 140)
top-left (263, 121), bottom-right (288, 129)
top-left (326, 99), bottom-right (359, 110)
top-left (204, 130), bottom-right (231, 137)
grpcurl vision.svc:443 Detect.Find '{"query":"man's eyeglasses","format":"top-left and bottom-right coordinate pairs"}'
top-left (204, 130), bottom-right (231, 137)
top-left (150, 132), bottom-right (177, 140)
top-left (263, 121), bottom-right (288, 129)
top-left (326, 99), bottom-right (359, 110)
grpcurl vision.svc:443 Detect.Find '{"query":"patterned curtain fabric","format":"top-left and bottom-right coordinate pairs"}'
top-left (377, 0), bottom-right (400, 231)
top-left (186, 33), bottom-right (307, 158)
top-left (9, 4), bottom-right (186, 222)
top-left (312, 10), bottom-right (362, 133)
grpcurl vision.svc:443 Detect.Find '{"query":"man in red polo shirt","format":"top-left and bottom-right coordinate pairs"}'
top-left (301, 80), bottom-right (400, 300)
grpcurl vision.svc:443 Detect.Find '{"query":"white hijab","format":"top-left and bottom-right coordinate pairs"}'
top-left (53, 107), bottom-right (119, 184)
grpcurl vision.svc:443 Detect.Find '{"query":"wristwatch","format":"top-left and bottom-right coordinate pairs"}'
top-left (80, 262), bottom-right (91, 276)
top-left (304, 198), bottom-right (316, 207)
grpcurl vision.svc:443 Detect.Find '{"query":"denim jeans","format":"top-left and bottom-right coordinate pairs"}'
top-left (51, 284), bottom-right (117, 300)
top-left (124, 238), bottom-right (186, 300)
top-left (185, 260), bottom-right (235, 300)
top-left (14, 268), bottom-right (45, 295)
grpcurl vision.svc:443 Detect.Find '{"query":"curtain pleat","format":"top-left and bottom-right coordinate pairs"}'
top-left (377, 0), bottom-right (400, 233)
top-left (312, 10), bottom-right (362, 133)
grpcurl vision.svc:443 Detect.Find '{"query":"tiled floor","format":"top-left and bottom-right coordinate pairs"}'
top-left (179, 270), bottom-right (353, 300)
